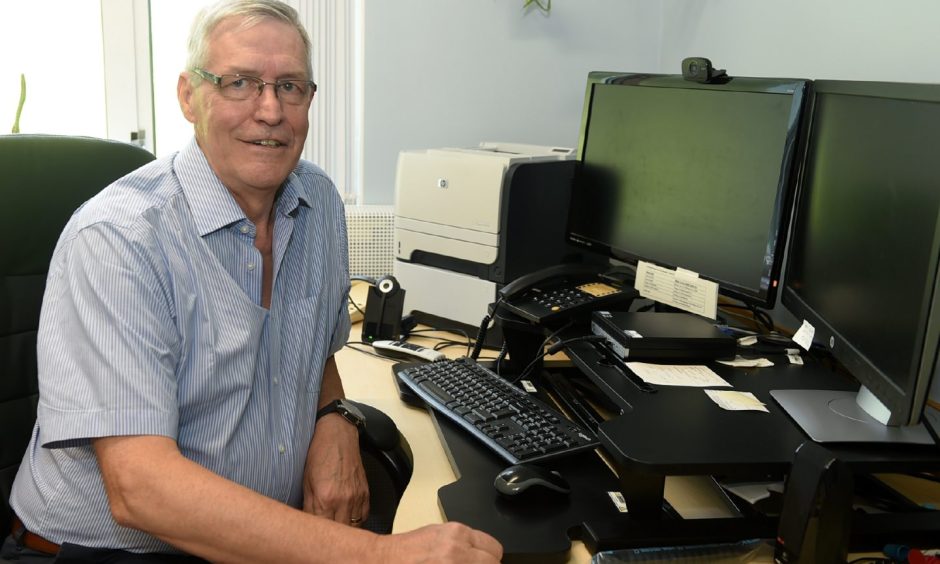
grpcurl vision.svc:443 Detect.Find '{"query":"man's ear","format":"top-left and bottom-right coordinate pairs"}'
top-left (178, 73), bottom-right (197, 124)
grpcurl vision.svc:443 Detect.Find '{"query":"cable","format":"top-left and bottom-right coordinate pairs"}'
top-left (509, 334), bottom-right (607, 384)
top-left (343, 342), bottom-right (395, 361)
top-left (409, 328), bottom-right (472, 357)
top-left (718, 301), bottom-right (776, 333)
top-left (538, 320), bottom-right (574, 354)
top-left (470, 295), bottom-right (505, 360)
top-left (493, 342), bottom-right (509, 375)
top-left (750, 304), bottom-right (775, 333)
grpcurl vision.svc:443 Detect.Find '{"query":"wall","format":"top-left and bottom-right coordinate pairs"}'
top-left (364, 0), bottom-right (940, 205)
top-left (658, 0), bottom-right (940, 83)
top-left (362, 0), bottom-right (662, 204)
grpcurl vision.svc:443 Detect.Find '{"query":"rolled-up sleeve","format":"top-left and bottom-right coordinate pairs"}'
top-left (37, 222), bottom-right (180, 448)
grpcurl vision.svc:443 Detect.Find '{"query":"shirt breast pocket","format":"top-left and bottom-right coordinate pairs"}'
top-left (280, 295), bottom-right (330, 393)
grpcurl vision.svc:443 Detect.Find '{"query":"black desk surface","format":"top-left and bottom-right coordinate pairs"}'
top-left (564, 341), bottom-right (940, 477)
top-left (418, 344), bottom-right (940, 560)
top-left (433, 411), bottom-right (628, 564)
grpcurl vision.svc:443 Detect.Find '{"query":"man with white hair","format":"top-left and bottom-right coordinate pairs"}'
top-left (3, 1), bottom-right (502, 562)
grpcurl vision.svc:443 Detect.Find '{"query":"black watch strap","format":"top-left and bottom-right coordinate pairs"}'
top-left (316, 399), bottom-right (365, 429)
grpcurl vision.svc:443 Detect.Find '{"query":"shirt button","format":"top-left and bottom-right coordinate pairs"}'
top-left (273, 377), bottom-right (279, 385)
top-left (239, 225), bottom-right (249, 234)
top-left (278, 444), bottom-right (285, 454)
top-left (247, 262), bottom-right (256, 271)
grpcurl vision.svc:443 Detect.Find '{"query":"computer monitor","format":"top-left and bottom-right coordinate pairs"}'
top-left (566, 72), bottom-right (808, 309)
top-left (775, 80), bottom-right (940, 445)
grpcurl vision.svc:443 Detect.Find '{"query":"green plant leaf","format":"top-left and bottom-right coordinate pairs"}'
top-left (523, 0), bottom-right (551, 13)
top-left (12, 73), bottom-right (26, 134)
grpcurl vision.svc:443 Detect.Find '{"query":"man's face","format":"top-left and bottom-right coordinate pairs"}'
top-left (178, 16), bottom-right (311, 198)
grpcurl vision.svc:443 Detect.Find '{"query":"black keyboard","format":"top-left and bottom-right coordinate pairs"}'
top-left (396, 357), bottom-right (599, 464)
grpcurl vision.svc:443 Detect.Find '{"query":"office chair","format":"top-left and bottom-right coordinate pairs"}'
top-left (0, 134), bottom-right (412, 536)
top-left (351, 401), bottom-right (414, 534)
top-left (0, 134), bottom-right (156, 535)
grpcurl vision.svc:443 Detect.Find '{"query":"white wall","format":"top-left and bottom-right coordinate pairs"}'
top-left (658, 0), bottom-right (940, 82)
top-left (362, 0), bottom-right (662, 204)
top-left (364, 0), bottom-right (940, 202)
top-left (0, 1), bottom-right (107, 138)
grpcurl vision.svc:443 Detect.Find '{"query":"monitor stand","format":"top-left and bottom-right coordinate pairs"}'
top-left (770, 388), bottom-right (936, 445)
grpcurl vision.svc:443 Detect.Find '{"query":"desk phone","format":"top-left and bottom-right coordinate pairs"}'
top-left (498, 264), bottom-right (637, 325)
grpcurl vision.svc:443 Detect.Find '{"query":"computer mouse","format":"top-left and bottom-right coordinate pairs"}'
top-left (493, 464), bottom-right (571, 496)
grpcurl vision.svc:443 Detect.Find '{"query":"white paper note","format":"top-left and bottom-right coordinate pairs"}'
top-left (705, 390), bottom-right (769, 412)
top-left (634, 261), bottom-right (718, 320)
top-left (717, 356), bottom-right (775, 368)
top-left (737, 335), bottom-right (759, 347)
top-left (625, 362), bottom-right (731, 387)
top-left (792, 320), bottom-right (815, 351)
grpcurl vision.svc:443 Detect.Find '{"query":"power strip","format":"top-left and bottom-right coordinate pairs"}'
top-left (348, 296), bottom-right (366, 323)
top-left (348, 281), bottom-right (368, 323)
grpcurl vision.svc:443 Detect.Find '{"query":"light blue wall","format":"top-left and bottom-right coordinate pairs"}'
top-left (363, 0), bottom-right (662, 205)
top-left (658, 0), bottom-right (940, 83)
top-left (365, 0), bottom-right (940, 203)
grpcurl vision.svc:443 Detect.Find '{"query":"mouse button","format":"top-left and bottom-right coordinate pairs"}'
top-left (494, 464), bottom-right (571, 496)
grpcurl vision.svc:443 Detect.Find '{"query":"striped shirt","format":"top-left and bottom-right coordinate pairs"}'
top-left (10, 138), bottom-right (351, 553)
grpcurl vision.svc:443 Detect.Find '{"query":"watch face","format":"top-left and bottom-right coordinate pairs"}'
top-left (338, 400), bottom-right (366, 427)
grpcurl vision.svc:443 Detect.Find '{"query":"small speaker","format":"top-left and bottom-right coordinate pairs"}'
top-left (362, 275), bottom-right (406, 343)
top-left (774, 441), bottom-right (853, 563)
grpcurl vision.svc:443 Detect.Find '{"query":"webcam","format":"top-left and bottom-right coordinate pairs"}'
top-left (681, 57), bottom-right (728, 84)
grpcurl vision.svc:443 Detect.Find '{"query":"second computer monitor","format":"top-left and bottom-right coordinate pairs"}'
top-left (779, 79), bottom-right (940, 439)
top-left (566, 72), bottom-right (808, 308)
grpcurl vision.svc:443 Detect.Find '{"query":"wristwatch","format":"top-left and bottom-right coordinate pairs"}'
top-left (316, 399), bottom-right (366, 429)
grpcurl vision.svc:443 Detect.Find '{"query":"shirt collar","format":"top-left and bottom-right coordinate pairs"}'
top-left (276, 173), bottom-right (311, 219)
top-left (174, 138), bottom-right (310, 235)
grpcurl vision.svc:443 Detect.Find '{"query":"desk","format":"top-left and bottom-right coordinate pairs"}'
top-left (335, 325), bottom-right (776, 563)
top-left (335, 285), bottom-right (938, 561)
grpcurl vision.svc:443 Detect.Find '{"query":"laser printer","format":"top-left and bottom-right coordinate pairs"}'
top-left (393, 142), bottom-right (598, 332)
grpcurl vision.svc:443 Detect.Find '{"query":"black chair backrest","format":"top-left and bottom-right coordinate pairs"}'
top-left (0, 134), bottom-right (155, 532)
top-left (0, 136), bottom-right (414, 536)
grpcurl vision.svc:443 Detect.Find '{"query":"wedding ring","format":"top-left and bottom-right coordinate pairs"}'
top-left (350, 516), bottom-right (362, 524)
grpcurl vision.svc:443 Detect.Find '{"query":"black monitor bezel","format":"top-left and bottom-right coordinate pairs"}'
top-left (566, 71), bottom-right (810, 309)
top-left (781, 79), bottom-right (940, 426)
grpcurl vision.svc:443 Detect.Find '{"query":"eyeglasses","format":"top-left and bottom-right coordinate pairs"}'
top-left (192, 68), bottom-right (316, 105)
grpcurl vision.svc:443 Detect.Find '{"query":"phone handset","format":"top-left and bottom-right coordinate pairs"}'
top-left (498, 263), bottom-right (607, 301)
top-left (471, 263), bottom-right (612, 360)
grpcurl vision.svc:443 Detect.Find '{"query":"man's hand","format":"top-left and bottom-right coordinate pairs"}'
top-left (380, 522), bottom-right (503, 564)
top-left (303, 411), bottom-right (370, 527)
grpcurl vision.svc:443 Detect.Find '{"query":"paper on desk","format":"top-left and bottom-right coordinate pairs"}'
top-left (717, 355), bottom-right (774, 368)
top-left (705, 390), bottom-right (769, 412)
top-left (737, 335), bottom-right (759, 347)
top-left (625, 362), bottom-right (731, 387)
top-left (720, 480), bottom-right (785, 505)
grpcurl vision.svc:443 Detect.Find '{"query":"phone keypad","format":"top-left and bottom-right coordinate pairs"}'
top-left (532, 287), bottom-right (594, 312)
